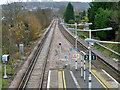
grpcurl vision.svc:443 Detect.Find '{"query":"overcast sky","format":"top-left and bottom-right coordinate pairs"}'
top-left (0, 0), bottom-right (92, 5)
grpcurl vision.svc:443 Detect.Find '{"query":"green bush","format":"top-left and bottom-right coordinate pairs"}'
top-left (2, 79), bottom-right (8, 88)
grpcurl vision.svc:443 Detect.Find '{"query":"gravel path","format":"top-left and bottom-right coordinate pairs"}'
top-left (47, 19), bottom-right (89, 70)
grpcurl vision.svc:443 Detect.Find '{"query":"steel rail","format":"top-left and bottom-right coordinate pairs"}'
top-left (18, 20), bottom-right (55, 89)
top-left (39, 20), bottom-right (56, 89)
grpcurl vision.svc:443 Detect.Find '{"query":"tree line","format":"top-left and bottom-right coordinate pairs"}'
top-left (63, 2), bottom-right (120, 42)
top-left (88, 1), bottom-right (120, 41)
top-left (2, 3), bottom-right (52, 63)
top-left (62, 2), bottom-right (120, 54)
top-left (63, 2), bottom-right (87, 24)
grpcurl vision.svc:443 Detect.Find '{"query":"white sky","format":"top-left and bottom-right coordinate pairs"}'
top-left (0, 0), bottom-right (92, 5)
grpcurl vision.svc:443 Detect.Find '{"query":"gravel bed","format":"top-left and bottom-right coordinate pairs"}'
top-left (47, 19), bottom-right (89, 70)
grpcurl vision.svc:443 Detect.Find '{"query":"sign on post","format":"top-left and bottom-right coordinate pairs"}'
top-left (65, 55), bottom-right (67, 59)
top-left (84, 55), bottom-right (97, 60)
top-left (84, 55), bottom-right (89, 60)
top-left (2, 55), bottom-right (9, 63)
top-left (76, 54), bottom-right (79, 59)
top-left (19, 44), bottom-right (24, 54)
top-left (70, 48), bottom-right (72, 51)
top-left (2, 54), bottom-right (9, 79)
top-left (92, 55), bottom-right (96, 60)
top-left (2, 58), bottom-right (5, 63)
top-left (75, 48), bottom-right (77, 51)
top-left (73, 54), bottom-right (79, 59)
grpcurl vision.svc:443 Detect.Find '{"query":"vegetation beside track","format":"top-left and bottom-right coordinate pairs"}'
top-left (1, 2), bottom-right (52, 88)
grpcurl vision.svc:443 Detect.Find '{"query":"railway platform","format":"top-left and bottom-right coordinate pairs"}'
top-left (47, 69), bottom-right (119, 89)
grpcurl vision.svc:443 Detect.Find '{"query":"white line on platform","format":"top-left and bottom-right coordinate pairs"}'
top-left (70, 71), bottom-right (81, 88)
top-left (47, 70), bottom-right (51, 89)
top-left (102, 69), bottom-right (119, 84)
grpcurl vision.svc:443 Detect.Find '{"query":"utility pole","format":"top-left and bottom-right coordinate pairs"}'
top-left (69, 48), bottom-right (72, 70)
top-left (59, 42), bottom-right (61, 69)
top-left (3, 61), bottom-right (7, 79)
top-left (75, 23), bottom-right (78, 71)
top-left (80, 52), bottom-right (83, 78)
top-left (80, 51), bottom-right (86, 80)
top-left (84, 53), bottom-right (86, 81)
top-left (59, 42), bottom-right (61, 61)
top-left (88, 29), bottom-right (92, 90)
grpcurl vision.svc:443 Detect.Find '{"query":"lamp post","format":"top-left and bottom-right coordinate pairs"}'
top-left (59, 42), bottom-right (61, 69)
top-left (83, 52), bottom-right (86, 81)
top-left (75, 23), bottom-right (78, 71)
top-left (80, 51), bottom-right (86, 80)
top-left (88, 29), bottom-right (92, 89)
top-left (59, 42), bottom-right (61, 61)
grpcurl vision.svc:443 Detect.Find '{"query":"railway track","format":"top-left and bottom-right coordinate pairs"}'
top-left (42, 22), bottom-right (56, 89)
top-left (18, 19), bottom-right (56, 89)
top-left (58, 20), bottom-right (120, 83)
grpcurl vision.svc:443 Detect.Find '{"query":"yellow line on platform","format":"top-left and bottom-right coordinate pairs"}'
top-left (92, 70), bottom-right (112, 89)
top-left (58, 71), bottom-right (63, 89)
top-left (63, 71), bottom-right (67, 90)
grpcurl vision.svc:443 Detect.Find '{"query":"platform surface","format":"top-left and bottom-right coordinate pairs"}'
top-left (47, 69), bottom-right (119, 89)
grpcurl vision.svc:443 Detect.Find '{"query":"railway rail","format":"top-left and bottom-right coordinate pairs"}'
top-left (58, 20), bottom-right (120, 83)
top-left (18, 19), bottom-right (56, 89)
